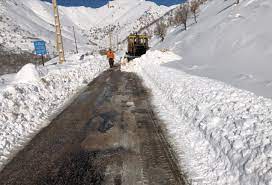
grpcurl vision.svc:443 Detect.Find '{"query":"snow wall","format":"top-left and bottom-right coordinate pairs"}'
top-left (123, 50), bottom-right (272, 185)
top-left (0, 54), bottom-right (108, 170)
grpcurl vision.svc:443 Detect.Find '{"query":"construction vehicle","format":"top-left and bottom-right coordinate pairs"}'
top-left (125, 34), bottom-right (149, 61)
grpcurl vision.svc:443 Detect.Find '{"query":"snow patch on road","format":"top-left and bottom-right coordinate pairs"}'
top-left (122, 50), bottom-right (272, 185)
top-left (0, 53), bottom-right (108, 170)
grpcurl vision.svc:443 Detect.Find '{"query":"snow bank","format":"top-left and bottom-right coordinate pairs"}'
top-left (14, 64), bottom-right (40, 85)
top-left (123, 50), bottom-right (272, 185)
top-left (0, 53), bottom-right (108, 170)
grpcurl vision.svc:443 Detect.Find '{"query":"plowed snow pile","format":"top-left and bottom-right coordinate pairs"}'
top-left (123, 50), bottom-right (272, 185)
top-left (0, 54), bottom-right (107, 170)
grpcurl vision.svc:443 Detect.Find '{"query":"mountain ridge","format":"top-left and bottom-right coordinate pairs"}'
top-left (41, 0), bottom-right (182, 8)
top-left (0, 0), bottom-right (171, 53)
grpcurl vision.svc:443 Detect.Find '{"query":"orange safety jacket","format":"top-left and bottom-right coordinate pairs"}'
top-left (106, 51), bottom-right (115, 60)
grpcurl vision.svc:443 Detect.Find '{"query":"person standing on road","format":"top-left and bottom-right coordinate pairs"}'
top-left (106, 49), bottom-right (115, 68)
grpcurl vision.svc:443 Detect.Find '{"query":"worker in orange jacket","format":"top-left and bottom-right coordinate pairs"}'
top-left (106, 49), bottom-right (115, 68)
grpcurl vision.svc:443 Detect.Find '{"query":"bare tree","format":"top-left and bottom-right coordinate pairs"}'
top-left (154, 21), bottom-right (167, 41)
top-left (236, 0), bottom-right (240, 4)
top-left (199, 0), bottom-right (208, 4)
top-left (175, 3), bottom-right (189, 30)
top-left (190, 0), bottom-right (200, 23)
top-left (145, 27), bottom-right (153, 39)
top-left (168, 15), bottom-right (175, 26)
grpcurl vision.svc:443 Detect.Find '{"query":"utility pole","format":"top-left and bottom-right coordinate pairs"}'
top-left (52, 0), bottom-right (65, 64)
top-left (116, 34), bottom-right (118, 51)
top-left (72, 26), bottom-right (78, 54)
top-left (109, 32), bottom-right (112, 49)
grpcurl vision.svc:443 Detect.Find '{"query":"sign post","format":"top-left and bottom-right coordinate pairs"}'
top-left (34, 40), bottom-right (47, 66)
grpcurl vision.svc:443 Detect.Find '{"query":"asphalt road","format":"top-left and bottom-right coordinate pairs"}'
top-left (0, 67), bottom-right (186, 185)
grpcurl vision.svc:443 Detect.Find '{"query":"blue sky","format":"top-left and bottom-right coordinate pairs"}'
top-left (42, 0), bottom-right (183, 7)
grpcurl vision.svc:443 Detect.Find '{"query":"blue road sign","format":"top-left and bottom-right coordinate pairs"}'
top-left (34, 40), bottom-right (47, 55)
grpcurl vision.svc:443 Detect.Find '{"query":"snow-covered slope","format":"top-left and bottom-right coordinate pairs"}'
top-left (0, 0), bottom-right (171, 54)
top-left (154, 0), bottom-right (272, 98)
top-left (0, 0), bottom-right (90, 54)
top-left (87, 0), bottom-right (171, 46)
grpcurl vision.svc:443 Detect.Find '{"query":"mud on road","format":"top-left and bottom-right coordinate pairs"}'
top-left (0, 67), bottom-right (186, 185)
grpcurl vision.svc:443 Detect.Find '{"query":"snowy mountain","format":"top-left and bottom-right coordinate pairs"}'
top-left (153, 0), bottom-right (272, 98)
top-left (0, 0), bottom-right (172, 54)
top-left (41, 0), bottom-right (183, 7)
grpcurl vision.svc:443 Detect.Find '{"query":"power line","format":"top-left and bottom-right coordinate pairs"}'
top-left (72, 26), bottom-right (78, 54)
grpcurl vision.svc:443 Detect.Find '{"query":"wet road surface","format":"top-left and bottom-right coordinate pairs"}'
top-left (0, 67), bottom-right (186, 185)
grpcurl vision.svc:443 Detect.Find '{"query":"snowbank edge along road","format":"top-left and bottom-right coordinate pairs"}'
top-left (0, 53), bottom-right (108, 171)
top-left (122, 50), bottom-right (272, 185)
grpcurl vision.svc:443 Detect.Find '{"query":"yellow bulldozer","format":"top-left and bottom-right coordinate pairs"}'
top-left (125, 34), bottom-right (149, 61)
